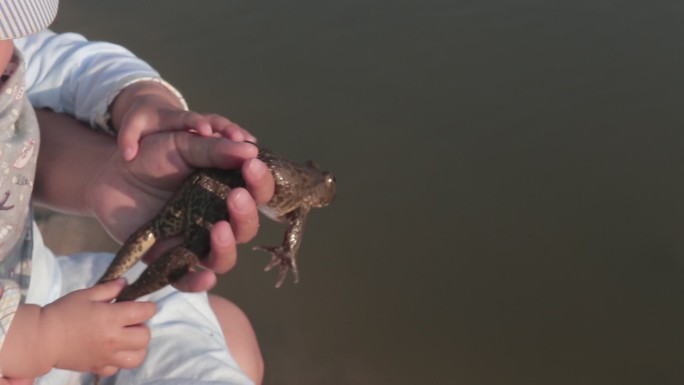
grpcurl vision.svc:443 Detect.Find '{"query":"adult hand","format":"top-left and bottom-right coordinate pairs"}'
top-left (92, 132), bottom-right (274, 291)
top-left (35, 110), bottom-right (275, 292)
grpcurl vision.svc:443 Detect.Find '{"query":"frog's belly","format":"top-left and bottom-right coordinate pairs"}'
top-left (258, 204), bottom-right (286, 223)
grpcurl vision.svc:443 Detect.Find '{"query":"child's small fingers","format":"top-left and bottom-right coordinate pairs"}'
top-left (113, 349), bottom-right (148, 369)
top-left (173, 111), bottom-right (212, 135)
top-left (177, 112), bottom-right (212, 135)
top-left (195, 121), bottom-right (213, 136)
top-left (118, 128), bottom-right (141, 161)
top-left (243, 132), bottom-right (257, 142)
top-left (2, 378), bottom-right (34, 385)
top-left (115, 324), bottom-right (152, 352)
top-left (90, 278), bottom-right (127, 301)
top-left (115, 301), bottom-right (157, 325)
top-left (96, 365), bottom-right (120, 377)
top-left (217, 123), bottom-right (246, 142)
top-left (205, 114), bottom-right (255, 142)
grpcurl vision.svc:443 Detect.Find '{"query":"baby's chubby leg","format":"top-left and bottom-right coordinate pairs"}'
top-left (208, 295), bottom-right (264, 385)
top-left (55, 253), bottom-right (258, 385)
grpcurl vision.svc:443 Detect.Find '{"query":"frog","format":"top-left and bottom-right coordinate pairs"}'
top-left (96, 144), bottom-right (336, 301)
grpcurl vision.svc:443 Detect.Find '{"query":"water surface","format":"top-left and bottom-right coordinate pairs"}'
top-left (47, 1), bottom-right (684, 384)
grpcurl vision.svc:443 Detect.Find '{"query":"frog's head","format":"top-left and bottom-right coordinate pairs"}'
top-left (304, 160), bottom-right (336, 208)
top-left (314, 171), bottom-right (336, 208)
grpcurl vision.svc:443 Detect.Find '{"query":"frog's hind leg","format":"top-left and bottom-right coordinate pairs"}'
top-left (253, 208), bottom-right (309, 288)
top-left (254, 245), bottom-right (300, 288)
top-left (115, 246), bottom-right (201, 301)
top-left (98, 220), bottom-right (158, 283)
top-left (98, 203), bottom-right (187, 284)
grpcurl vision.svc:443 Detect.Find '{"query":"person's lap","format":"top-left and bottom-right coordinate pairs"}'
top-left (27, 234), bottom-right (259, 385)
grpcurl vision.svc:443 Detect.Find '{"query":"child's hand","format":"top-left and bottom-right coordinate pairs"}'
top-left (0, 377), bottom-right (34, 385)
top-left (109, 81), bottom-right (256, 161)
top-left (40, 279), bottom-right (156, 376)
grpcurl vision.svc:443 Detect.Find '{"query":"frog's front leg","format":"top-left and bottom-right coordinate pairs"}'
top-left (254, 207), bottom-right (310, 287)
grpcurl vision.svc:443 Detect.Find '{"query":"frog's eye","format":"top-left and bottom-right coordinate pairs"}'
top-left (326, 174), bottom-right (336, 185)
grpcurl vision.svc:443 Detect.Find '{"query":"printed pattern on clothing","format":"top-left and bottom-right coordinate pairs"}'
top-left (0, 279), bottom-right (21, 365)
top-left (0, 50), bottom-right (39, 298)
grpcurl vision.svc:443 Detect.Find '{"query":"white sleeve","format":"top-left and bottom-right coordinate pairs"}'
top-left (14, 29), bottom-right (186, 133)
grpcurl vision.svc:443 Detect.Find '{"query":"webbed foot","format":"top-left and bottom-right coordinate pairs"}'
top-left (252, 245), bottom-right (299, 288)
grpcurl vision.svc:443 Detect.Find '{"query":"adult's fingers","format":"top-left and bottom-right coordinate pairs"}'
top-left (226, 188), bottom-right (260, 244)
top-left (176, 134), bottom-right (259, 170)
top-left (203, 220), bottom-right (238, 274)
top-left (89, 278), bottom-right (127, 302)
top-left (242, 158), bottom-right (275, 205)
top-left (173, 192), bottom-right (257, 292)
top-left (172, 268), bottom-right (217, 293)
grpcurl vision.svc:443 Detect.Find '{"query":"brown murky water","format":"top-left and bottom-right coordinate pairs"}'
top-left (38, 1), bottom-right (684, 384)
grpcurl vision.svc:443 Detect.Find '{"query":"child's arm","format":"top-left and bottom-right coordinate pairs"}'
top-left (15, 29), bottom-right (162, 132)
top-left (16, 30), bottom-right (257, 160)
top-left (0, 279), bottom-right (155, 379)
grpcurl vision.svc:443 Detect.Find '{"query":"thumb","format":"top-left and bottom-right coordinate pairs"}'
top-left (90, 278), bottom-right (127, 302)
top-left (118, 109), bottom-right (157, 161)
top-left (118, 126), bottom-right (142, 161)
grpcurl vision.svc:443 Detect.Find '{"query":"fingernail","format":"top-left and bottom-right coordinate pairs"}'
top-left (230, 129), bottom-right (245, 142)
top-left (247, 158), bottom-right (266, 178)
top-left (198, 123), bottom-right (212, 136)
top-left (232, 189), bottom-right (251, 213)
top-left (123, 147), bottom-right (136, 161)
top-left (216, 228), bottom-right (230, 245)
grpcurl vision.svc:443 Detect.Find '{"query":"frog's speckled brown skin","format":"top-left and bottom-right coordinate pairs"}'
top-left (97, 146), bottom-right (336, 301)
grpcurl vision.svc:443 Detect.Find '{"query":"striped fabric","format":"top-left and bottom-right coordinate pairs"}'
top-left (0, 0), bottom-right (58, 40)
